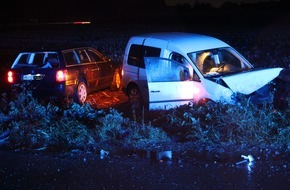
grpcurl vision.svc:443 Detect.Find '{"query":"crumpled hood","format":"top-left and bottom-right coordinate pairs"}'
top-left (221, 68), bottom-right (284, 94)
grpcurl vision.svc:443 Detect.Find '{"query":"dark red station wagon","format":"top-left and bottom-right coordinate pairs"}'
top-left (7, 47), bottom-right (121, 104)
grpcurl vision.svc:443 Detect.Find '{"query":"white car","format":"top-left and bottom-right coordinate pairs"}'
top-left (122, 32), bottom-right (284, 110)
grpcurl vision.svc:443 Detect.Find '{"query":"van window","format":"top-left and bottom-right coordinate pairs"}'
top-left (170, 52), bottom-right (194, 80)
top-left (128, 44), bottom-right (160, 68)
top-left (188, 48), bottom-right (252, 77)
top-left (145, 57), bottom-right (190, 82)
top-left (218, 49), bottom-right (241, 68)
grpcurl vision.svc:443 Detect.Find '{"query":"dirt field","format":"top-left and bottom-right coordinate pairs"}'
top-left (86, 89), bottom-right (128, 110)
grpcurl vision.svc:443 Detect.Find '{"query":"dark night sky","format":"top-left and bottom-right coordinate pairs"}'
top-left (165, 0), bottom-right (281, 7)
top-left (0, 0), bottom-right (289, 24)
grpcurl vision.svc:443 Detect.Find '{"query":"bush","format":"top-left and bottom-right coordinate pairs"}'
top-left (151, 95), bottom-right (290, 147)
top-left (0, 87), bottom-right (170, 152)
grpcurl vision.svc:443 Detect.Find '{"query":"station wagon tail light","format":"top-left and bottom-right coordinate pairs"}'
top-left (56, 70), bottom-right (67, 82)
top-left (7, 71), bottom-right (14, 83)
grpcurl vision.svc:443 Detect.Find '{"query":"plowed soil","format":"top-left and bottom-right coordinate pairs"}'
top-left (86, 89), bottom-right (128, 110)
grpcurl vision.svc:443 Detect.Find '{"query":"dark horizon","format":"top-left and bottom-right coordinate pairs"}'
top-left (0, 0), bottom-right (289, 25)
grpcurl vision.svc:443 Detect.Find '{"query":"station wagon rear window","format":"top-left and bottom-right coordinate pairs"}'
top-left (12, 52), bottom-right (59, 69)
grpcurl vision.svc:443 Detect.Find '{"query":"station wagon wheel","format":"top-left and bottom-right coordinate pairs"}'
top-left (111, 68), bottom-right (122, 91)
top-left (128, 86), bottom-right (143, 110)
top-left (75, 80), bottom-right (87, 104)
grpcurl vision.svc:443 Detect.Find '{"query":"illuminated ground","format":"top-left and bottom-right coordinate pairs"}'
top-left (86, 89), bottom-right (128, 110)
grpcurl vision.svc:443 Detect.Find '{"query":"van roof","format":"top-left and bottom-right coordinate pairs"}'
top-left (131, 32), bottom-right (230, 53)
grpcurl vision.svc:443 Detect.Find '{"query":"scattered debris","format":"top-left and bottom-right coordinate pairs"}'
top-left (146, 150), bottom-right (172, 161)
top-left (100, 149), bottom-right (109, 159)
top-left (236, 154), bottom-right (255, 165)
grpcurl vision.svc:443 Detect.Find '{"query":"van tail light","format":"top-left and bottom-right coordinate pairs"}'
top-left (7, 71), bottom-right (14, 83)
top-left (56, 70), bottom-right (67, 82)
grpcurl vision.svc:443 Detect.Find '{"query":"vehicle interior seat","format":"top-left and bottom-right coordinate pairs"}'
top-left (203, 55), bottom-right (215, 73)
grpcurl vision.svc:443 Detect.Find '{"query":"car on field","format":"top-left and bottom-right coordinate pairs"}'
top-left (7, 47), bottom-right (121, 104)
top-left (122, 32), bottom-right (284, 110)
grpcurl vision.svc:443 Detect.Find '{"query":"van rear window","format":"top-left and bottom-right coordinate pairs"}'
top-left (128, 44), bottom-right (160, 68)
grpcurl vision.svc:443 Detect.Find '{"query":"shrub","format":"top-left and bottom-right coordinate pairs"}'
top-left (151, 95), bottom-right (290, 147)
top-left (0, 86), bottom-right (170, 152)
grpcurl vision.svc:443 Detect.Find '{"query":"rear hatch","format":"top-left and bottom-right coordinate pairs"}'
top-left (10, 67), bottom-right (60, 90)
top-left (8, 52), bottom-right (63, 90)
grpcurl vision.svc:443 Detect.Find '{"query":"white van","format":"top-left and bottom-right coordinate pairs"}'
top-left (122, 32), bottom-right (283, 110)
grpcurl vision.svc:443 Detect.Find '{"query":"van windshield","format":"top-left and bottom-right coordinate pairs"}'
top-left (188, 47), bottom-right (253, 77)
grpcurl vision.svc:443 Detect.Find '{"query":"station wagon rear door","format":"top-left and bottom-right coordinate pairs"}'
top-left (144, 57), bottom-right (197, 110)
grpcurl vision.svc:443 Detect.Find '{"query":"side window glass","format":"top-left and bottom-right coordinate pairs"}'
top-left (128, 44), bottom-right (160, 68)
top-left (145, 57), bottom-right (191, 82)
top-left (77, 50), bottom-right (90, 63)
top-left (128, 44), bottom-right (143, 67)
top-left (143, 46), bottom-right (161, 68)
top-left (170, 52), bottom-right (194, 80)
top-left (87, 49), bottom-right (103, 62)
top-left (63, 51), bottom-right (78, 65)
top-left (170, 52), bottom-right (183, 64)
top-left (144, 46), bottom-right (161, 57)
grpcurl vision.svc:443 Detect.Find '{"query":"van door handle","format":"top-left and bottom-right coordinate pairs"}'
top-left (151, 90), bottom-right (160, 93)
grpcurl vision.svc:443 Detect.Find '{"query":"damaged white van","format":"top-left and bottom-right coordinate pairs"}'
top-left (122, 32), bottom-right (284, 110)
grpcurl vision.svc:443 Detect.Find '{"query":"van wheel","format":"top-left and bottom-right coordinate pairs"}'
top-left (74, 80), bottom-right (87, 104)
top-left (111, 68), bottom-right (122, 91)
top-left (128, 86), bottom-right (143, 110)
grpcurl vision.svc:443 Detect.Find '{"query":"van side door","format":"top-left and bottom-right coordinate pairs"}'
top-left (144, 57), bottom-right (200, 110)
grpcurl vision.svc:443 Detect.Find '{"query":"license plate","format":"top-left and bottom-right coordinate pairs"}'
top-left (34, 75), bottom-right (44, 80)
top-left (22, 74), bottom-right (44, 80)
top-left (22, 74), bottom-right (34, 80)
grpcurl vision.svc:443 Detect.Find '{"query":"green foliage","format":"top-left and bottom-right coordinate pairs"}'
top-left (1, 85), bottom-right (289, 153)
top-left (0, 87), bottom-right (170, 152)
top-left (47, 118), bottom-right (96, 151)
top-left (124, 122), bottom-right (169, 149)
top-left (96, 108), bottom-right (169, 149)
top-left (97, 108), bottom-right (125, 142)
top-left (151, 95), bottom-right (290, 146)
top-left (7, 85), bottom-right (48, 122)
